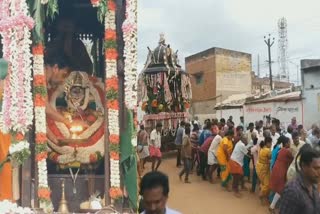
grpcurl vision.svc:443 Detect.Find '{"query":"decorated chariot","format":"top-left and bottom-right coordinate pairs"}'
top-left (0, 0), bottom-right (138, 213)
top-left (138, 35), bottom-right (192, 151)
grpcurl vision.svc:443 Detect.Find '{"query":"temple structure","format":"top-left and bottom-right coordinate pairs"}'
top-left (138, 35), bottom-right (192, 151)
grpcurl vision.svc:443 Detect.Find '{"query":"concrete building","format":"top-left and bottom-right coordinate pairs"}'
top-left (301, 59), bottom-right (320, 129)
top-left (251, 73), bottom-right (294, 94)
top-left (185, 47), bottom-right (252, 119)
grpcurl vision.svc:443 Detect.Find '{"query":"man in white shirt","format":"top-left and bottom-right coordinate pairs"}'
top-left (140, 171), bottom-right (181, 214)
top-left (229, 135), bottom-right (250, 197)
top-left (207, 130), bottom-right (224, 182)
top-left (285, 125), bottom-right (293, 143)
top-left (246, 123), bottom-right (258, 148)
top-left (271, 125), bottom-right (280, 151)
top-left (150, 123), bottom-right (163, 171)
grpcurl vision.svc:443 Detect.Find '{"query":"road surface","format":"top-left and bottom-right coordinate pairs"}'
top-left (143, 157), bottom-right (269, 214)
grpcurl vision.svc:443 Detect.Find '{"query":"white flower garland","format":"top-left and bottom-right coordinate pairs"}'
top-left (122, 0), bottom-right (138, 110)
top-left (0, 0), bottom-right (34, 133)
top-left (0, 200), bottom-right (34, 214)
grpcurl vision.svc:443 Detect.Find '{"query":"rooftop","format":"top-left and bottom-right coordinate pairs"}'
top-left (185, 47), bottom-right (251, 63)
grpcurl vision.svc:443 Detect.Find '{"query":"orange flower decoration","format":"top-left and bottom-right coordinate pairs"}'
top-left (184, 102), bottom-right (190, 109)
top-left (36, 152), bottom-right (48, 161)
top-left (141, 102), bottom-right (148, 110)
top-left (105, 29), bottom-right (117, 41)
top-left (89, 153), bottom-right (98, 163)
top-left (36, 133), bottom-right (47, 144)
top-left (106, 77), bottom-right (119, 91)
top-left (35, 94), bottom-right (46, 107)
top-left (16, 132), bottom-right (24, 141)
top-left (107, 100), bottom-right (119, 110)
top-left (108, 0), bottom-right (116, 11)
top-left (32, 44), bottom-right (44, 55)
top-left (151, 99), bottom-right (158, 107)
top-left (34, 75), bottom-right (46, 86)
top-left (38, 188), bottom-right (51, 200)
top-left (109, 187), bottom-right (122, 199)
top-left (105, 48), bottom-right (118, 60)
top-left (110, 151), bottom-right (119, 160)
top-left (91, 0), bottom-right (100, 5)
top-left (109, 134), bottom-right (120, 144)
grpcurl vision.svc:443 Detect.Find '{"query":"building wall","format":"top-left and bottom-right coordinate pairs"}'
top-left (186, 47), bottom-right (252, 117)
top-left (191, 99), bottom-right (217, 115)
top-left (215, 108), bottom-right (244, 125)
top-left (185, 55), bottom-right (216, 102)
top-left (302, 71), bottom-right (320, 129)
top-left (215, 49), bottom-right (252, 100)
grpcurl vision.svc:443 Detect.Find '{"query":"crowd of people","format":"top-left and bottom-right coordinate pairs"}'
top-left (137, 116), bottom-right (320, 214)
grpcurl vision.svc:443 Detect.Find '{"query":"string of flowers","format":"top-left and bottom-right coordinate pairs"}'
top-left (105, 0), bottom-right (122, 201)
top-left (122, 0), bottom-right (138, 111)
top-left (0, 0), bottom-right (34, 165)
top-left (32, 44), bottom-right (53, 213)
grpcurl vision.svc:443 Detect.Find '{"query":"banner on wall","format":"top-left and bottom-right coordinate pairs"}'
top-left (244, 100), bottom-right (303, 128)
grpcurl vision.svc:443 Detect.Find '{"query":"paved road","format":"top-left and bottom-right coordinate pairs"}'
top-left (143, 157), bottom-right (269, 214)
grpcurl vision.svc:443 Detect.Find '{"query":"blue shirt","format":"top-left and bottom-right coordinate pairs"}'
top-left (270, 144), bottom-right (281, 169)
top-left (198, 129), bottom-right (212, 146)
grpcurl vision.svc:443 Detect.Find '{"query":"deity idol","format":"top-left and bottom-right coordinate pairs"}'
top-left (47, 71), bottom-right (105, 168)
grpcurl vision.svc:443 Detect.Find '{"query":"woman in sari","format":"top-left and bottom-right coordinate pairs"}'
top-left (269, 136), bottom-right (293, 213)
top-left (215, 129), bottom-right (234, 190)
top-left (256, 136), bottom-right (272, 204)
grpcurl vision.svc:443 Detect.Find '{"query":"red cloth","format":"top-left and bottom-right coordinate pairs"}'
top-left (270, 148), bottom-right (293, 194)
top-left (200, 136), bottom-right (214, 153)
top-left (230, 159), bottom-right (243, 175)
top-left (149, 145), bottom-right (162, 158)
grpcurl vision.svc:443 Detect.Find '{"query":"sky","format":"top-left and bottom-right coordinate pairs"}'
top-left (138, 0), bottom-right (320, 85)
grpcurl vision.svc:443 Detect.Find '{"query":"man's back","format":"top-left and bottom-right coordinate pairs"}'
top-left (175, 126), bottom-right (184, 145)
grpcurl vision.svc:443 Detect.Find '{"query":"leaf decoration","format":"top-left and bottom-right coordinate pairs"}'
top-left (97, 0), bottom-right (107, 23)
top-left (46, 0), bottom-right (59, 21)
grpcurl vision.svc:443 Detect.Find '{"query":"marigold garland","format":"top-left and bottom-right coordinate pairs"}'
top-left (105, 0), bottom-right (122, 201)
top-left (32, 43), bottom-right (53, 212)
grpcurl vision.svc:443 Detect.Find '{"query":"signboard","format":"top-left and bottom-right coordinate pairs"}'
top-left (244, 101), bottom-right (303, 128)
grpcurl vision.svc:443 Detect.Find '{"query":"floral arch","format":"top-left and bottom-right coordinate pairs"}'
top-left (0, 0), bottom-right (138, 212)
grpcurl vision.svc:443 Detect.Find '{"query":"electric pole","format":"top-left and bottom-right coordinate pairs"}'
top-left (264, 34), bottom-right (275, 90)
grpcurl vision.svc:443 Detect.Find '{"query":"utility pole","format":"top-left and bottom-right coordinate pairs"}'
top-left (264, 34), bottom-right (275, 90)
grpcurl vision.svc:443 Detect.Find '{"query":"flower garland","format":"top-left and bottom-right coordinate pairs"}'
top-left (105, 0), bottom-right (122, 201)
top-left (0, 200), bottom-right (34, 214)
top-left (0, 0), bottom-right (34, 166)
top-left (122, 0), bottom-right (138, 111)
top-left (32, 44), bottom-right (53, 213)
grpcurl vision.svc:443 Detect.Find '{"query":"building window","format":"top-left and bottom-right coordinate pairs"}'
top-left (194, 72), bottom-right (203, 85)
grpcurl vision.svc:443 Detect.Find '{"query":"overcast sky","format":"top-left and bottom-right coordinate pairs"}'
top-left (138, 0), bottom-right (320, 84)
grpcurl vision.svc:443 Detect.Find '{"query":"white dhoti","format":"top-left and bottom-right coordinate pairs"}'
top-left (208, 151), bottom-right (218, 165)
